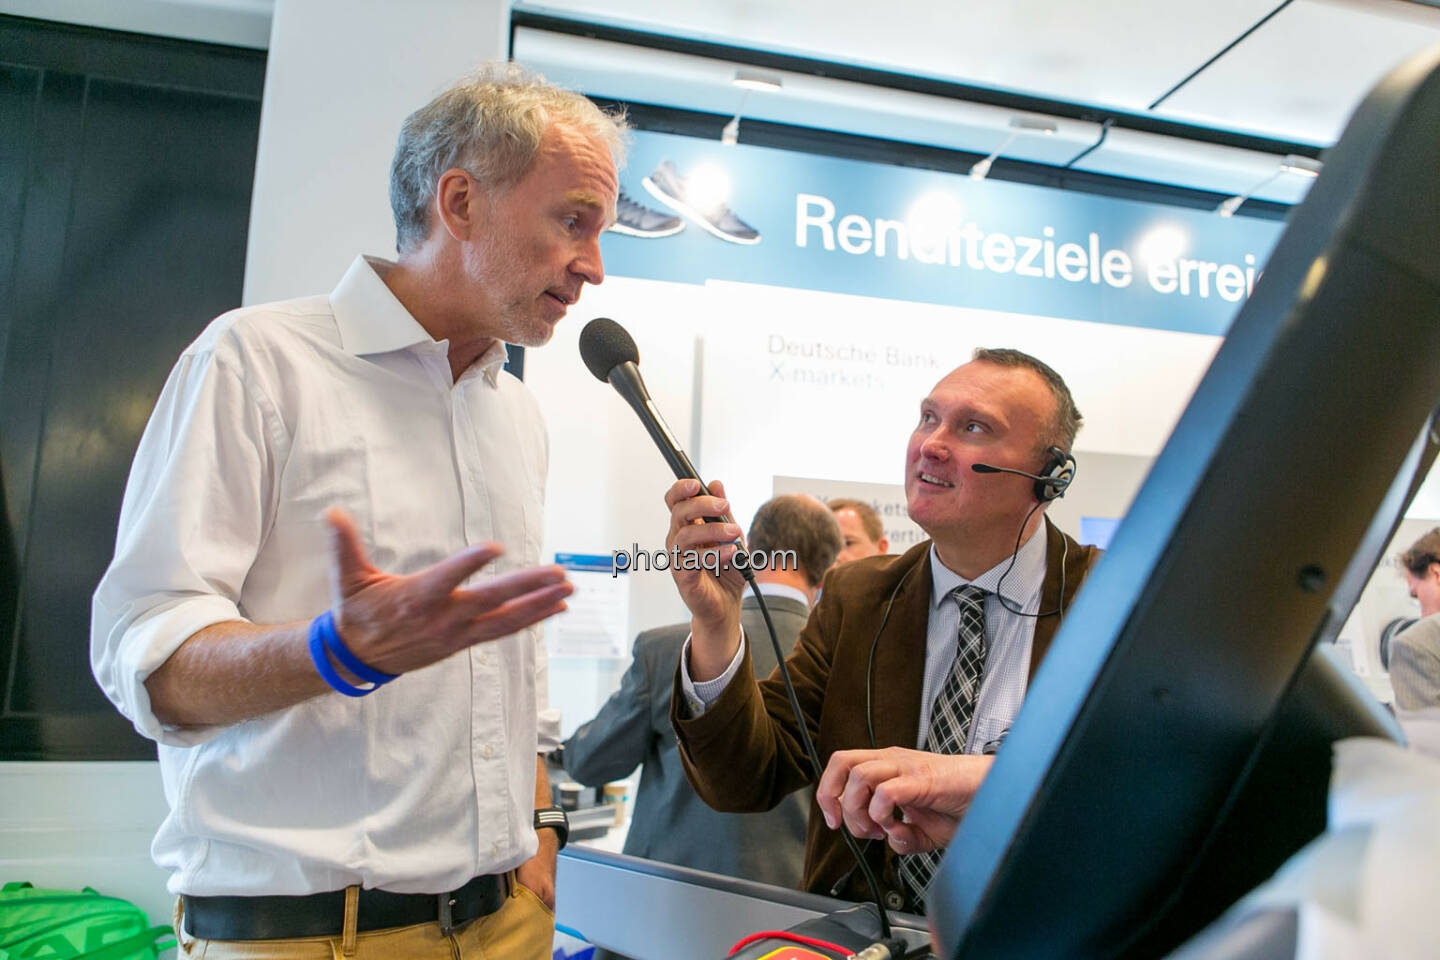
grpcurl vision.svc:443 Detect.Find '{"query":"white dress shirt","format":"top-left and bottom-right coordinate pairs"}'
top-left (920, 527), bottom-right (1048, 753)
top-left (682, 526), bottom-right (1049, 755)
top-left (679, 583), bottom-right (808, 709)
top-left (91, 255), bottom-right (559, 897)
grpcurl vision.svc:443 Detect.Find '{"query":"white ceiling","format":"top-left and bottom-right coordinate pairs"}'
top-left (7, 0), bottom-right (1439, 197)
top-left (524, 0), bottom-right (1440, 147)
top-left (8, 0), bottom-right (1438, 149)
top-left (512, 26), bottom-right (1325, 202)
top-left (1160, 0), bottom-right (1440, 143)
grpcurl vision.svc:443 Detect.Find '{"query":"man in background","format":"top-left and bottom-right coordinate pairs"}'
top-left (563, 495), bottom-right (843, 888)
top-left (827, 497), bottom-right (890, 564)
top-left (92, 65), bottom-right (624, 959)
top-left (1393, 528), bottom-right (1440, 709)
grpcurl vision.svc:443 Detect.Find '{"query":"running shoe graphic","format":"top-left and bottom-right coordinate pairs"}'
top-left (641, 160), bottom-right (762, 245)
top-left (608, 190), bottom-right (685, 238)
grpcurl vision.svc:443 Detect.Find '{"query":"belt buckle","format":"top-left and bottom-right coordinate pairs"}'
top-left (438, 892), bottom-right (458, 935)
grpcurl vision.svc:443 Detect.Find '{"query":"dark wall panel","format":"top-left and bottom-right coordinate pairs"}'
top-left (0, 17), bottom-right (264, 759)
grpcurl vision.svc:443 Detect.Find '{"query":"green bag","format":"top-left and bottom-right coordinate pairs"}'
top-left (0, 883), bottom-right (173, 959)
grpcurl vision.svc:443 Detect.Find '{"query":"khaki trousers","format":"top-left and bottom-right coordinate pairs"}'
top-left (174, 876), bottom-right (554, 960)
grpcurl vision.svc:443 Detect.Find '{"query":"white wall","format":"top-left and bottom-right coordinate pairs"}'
top-left (243, 0), bottom-right (509, 303)
top-left (0, 763), bottom-right (171, 928)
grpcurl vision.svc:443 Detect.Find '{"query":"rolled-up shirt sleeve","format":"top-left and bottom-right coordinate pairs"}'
top-left (534, 624), bottom-right (562, 751)
top-left (91, 341), bottom-right (280, 747)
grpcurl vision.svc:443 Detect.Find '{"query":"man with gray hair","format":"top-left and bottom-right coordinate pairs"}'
top-left (91, 65), bottom-right (625, 959)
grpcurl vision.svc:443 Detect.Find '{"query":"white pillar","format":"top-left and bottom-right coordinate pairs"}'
top-left (243, 0), bottom-right (509, 305)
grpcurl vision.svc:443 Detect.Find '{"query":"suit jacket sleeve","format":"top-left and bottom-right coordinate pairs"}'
top-left (670, 592), bottom-right (838, 813)
top-left (563, 632), bottom-right (655, 786)
top-left (1390, 626), bottom-right (1440, 710)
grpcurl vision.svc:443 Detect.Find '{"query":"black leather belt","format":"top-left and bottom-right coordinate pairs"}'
top-left (182, 874), bottom-right (506, 940)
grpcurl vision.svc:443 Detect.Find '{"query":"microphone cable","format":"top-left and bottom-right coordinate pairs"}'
top-left (579, 317), bottom-right (895, 938)
top-left (743, 570), bottom-right (895, 940)
top-left (990, 499), bottom-right (1068, 624)
top-left (968, 459), bottom-right (1074, 622)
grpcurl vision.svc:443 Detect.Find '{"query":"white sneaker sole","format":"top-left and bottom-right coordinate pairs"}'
top-left (608, 218), bottom-right (685, 239)
top-left (641, 175), bottom-right (763, 245)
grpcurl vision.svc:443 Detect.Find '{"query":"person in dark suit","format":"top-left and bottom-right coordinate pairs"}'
top-left (663, 348), bottom-right (1103, 912)
top-left (562, 494), bottom-right (843, 887)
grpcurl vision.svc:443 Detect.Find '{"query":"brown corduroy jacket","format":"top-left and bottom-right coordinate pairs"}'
top-left (670, 518), bottom-right (1102, 905)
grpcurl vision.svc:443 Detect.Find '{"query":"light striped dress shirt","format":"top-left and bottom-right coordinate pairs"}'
top-left (920, 525), bottom-right (1049, 753)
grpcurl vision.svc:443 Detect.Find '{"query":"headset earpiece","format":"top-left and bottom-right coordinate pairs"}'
top-left (1035, 446), bottom-right (1077, 502)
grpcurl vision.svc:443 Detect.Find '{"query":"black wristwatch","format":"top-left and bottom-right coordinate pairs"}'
top-left (534, 806), bottom-right (569, 850)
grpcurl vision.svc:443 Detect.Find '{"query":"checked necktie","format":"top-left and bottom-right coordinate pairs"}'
top-left (897, 583), bottom-right (989, 905)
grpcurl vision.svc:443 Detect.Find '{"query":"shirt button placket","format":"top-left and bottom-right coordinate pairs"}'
top-left (453, 378), bottom-right (508, 861)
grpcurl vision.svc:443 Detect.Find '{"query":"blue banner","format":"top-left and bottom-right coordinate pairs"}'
top-left (603, 130), bottom-right (1286, 337)
top-left (554, 552), bottom-right (622, 574)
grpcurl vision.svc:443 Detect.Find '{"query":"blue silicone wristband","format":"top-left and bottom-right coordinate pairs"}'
top-left (308, 613), bottom-right (382, 697)
top-left (316, 610), bottom-right (398, 685)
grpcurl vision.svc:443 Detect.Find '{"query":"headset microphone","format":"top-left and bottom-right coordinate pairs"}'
top-left (971, 463), bottom-right (1051, 479)
top-left (967, 445), bottom-right (1078, 619)
top-left (972, 446), bottom-right (1076, 503)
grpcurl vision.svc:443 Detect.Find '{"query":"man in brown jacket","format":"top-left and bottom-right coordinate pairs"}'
top-left (663, 348), bottom-right (1102, 912)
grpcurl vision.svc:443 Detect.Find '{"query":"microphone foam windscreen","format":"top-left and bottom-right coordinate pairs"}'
top-left (579, 317), bottom-right (640, 382)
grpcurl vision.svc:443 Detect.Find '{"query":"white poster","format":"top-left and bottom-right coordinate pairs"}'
top-left (547, 554), bottom-right (630, 659)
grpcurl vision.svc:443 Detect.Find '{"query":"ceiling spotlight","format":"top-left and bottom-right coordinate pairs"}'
top-left (1280, 154), bottom-right (1323, 178)
top-left (1137, 224), bottom-right (1189, 264)
top-left (721, 116), bottom-right (740, 146)
top-left (1217, 153), bottom-right (1323, 216)
top-left (969, 115), bottom-right (1060, 180)
top-left (732, 69), bottom-right (783, 92)
top-left (1216, 194), bottom-right (1247, 218)
top-left (720, 70), bottom-right (783, 146)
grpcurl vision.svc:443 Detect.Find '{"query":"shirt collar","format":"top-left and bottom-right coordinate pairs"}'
top-left (754, 581), bottom-right (813, 608)
top-left (930, 520), bottom-right (1049, 612)
top-left (464, 340), bottom-right (511, 386)
top-left (330, 255), bottom-right (511, 385)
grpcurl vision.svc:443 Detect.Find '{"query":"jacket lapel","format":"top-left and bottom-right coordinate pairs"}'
top-left (1027, 518), bottom-right (1086, 682)
top-left (868, 548), bottom-right (933, 749)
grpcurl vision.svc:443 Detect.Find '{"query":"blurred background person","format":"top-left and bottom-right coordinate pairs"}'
top-left (1393, 528), bottom-right (1440, 710)
top-left (562, 494), bottom-right (843, 894)
top-left (827, 497), bottom-right (890, 565)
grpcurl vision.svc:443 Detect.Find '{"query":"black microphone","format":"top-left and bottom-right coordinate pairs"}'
top-left (579, 317), bottom-right (754, 580)
top-left (579, 317), bottom-right (710, 486)
top-left (971, 462), bottom-right (1053, 482)
top-left (972, 461), bottom-right (1074, 501)
top-left (581, 316), bottom-right (896, 939)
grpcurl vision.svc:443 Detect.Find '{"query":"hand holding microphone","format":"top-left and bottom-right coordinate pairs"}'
top-left (579, 318), bottom-right (750, 678)
top-left (580, 318), bottom-right (902, 936)
top-left (662, 478), bottom-right (751, 678)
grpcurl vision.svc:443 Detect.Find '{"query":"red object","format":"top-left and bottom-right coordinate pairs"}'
top-left (728, 930), bottom-right (852, 958)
